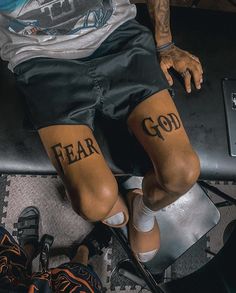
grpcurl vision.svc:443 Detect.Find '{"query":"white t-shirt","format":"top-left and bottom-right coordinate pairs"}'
top-left (0, 0), bottom-right (136, 71)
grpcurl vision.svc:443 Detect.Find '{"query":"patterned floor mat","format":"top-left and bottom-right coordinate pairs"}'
top-left (0, 175), bottom-right (151, 292)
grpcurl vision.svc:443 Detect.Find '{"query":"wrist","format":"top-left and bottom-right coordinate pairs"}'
top-left (156, 41), bottom-right (175, 53)
top-left (155, 34), bottom-right (172, 47)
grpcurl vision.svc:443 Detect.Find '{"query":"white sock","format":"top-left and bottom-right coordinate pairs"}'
top-left (133, 196), bottom-right (157, 232)
top-left (104, 212), bottom-right (125, 226)
top-left (132, 195), bottom-right (159, 262)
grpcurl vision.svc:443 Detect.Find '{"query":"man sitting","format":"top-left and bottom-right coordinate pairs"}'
top-left (0, 0), bottom-right (202, 263)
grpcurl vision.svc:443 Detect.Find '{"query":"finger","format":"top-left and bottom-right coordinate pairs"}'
top-left (160, 62), bottom-right (173, 86)
top-left (183, 70), bottom-right (192, 93)
top-left (188, 54), bottom-right (204, 74)
top-left (190, 66), bottom-right (202, 90)
top-left (189, 54), bottom-right (200, 63)
top-left (195, 60), bottom-right (203, 76)
top-left (188, 57), bottom-right (203, 84)
top-left (195, 59), bottom-right (203, 76)
top-left (160, 56), bottom-right (173, 69)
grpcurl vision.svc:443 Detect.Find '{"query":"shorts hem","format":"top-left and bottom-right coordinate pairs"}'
top-left (126, 85), bottom-right (172, 122)
top-left (36, 121), bottom-right (94, 132)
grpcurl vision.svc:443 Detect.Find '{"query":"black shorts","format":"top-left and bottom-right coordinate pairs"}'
top-left (14, 19), bottom-right (169, 131)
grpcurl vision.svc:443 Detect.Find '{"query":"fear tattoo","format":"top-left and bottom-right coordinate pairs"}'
top-left (51, 138), bottom-right (99, 171)
top-left (142, 113), bottom-right (181, 140)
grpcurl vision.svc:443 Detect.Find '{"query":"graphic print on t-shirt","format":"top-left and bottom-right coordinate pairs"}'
top-left (2, 0), bottom-right (113, 36)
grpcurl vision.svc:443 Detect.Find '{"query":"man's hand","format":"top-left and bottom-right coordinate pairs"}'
top-left (146, 0), bottom-right (203, 93)
top-left (159, 45), bottom-right (203, 93)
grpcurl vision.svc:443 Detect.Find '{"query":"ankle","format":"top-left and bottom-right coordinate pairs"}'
top-left (23, 243), bottom-right (37, 260)
top-left (76, 245), bottom-right (89, 255)
top-left (132, 195), bottom-right (156, 232)
top-left (71, 245), bottom-right (89, 264)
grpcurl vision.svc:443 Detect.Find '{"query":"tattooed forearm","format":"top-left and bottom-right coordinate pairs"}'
top-left (147, 0), bottom-right (172, 45)
top-left (51, 138), bottom-right (100, 171)
top-left (142, 113), bottom-right (181, 140)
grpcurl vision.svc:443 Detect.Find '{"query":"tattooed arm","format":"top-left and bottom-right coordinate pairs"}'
top-left (147, 0), bottom-right (172, 46)
top-left (146, 0), bottom-right (203, 93)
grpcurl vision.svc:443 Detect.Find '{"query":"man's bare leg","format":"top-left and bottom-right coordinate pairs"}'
top-left (39, 125), bottom-right (128, 226)
top-left (71, 245), bottom-right (89, 265)
top-left (127, 89), bottom-right (200, 261)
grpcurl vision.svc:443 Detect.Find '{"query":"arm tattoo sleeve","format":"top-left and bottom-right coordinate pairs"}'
top-left (146, 0), bottom-right (172, 45)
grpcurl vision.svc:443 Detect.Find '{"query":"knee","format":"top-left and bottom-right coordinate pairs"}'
top-left (69, 181), bottom-right (118, 222)
top-left (157, 149), bottom-right (200, 196)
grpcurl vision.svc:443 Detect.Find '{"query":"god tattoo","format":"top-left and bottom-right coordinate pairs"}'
top-left (51, 138), bottom-right (99, 171)
top-left (142, 113), bottom-right (181, 141)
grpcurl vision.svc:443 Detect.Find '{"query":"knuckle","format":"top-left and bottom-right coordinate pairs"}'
top-left (196, 63), bottom-right (201, 69)
top-left (186, 72), bottom-right (191, 79)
